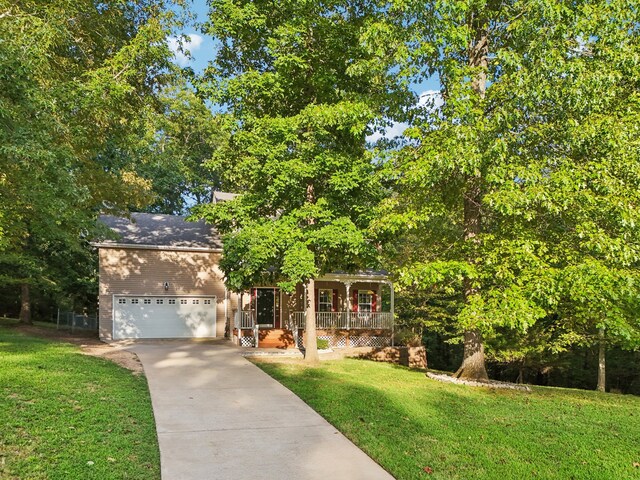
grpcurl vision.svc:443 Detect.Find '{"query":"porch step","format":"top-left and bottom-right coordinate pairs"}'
top-left (258, 329), bottom-right (297, 349)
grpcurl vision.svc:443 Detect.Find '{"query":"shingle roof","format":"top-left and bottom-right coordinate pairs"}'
top-left (99, 213), bottom-right (222, 249)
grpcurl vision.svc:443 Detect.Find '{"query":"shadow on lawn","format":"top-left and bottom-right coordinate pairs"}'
top-left (258, 360), bottom-right (640, 480)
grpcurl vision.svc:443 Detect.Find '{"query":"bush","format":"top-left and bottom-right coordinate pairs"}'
top-left (317, 338), bottom-right (330, 350)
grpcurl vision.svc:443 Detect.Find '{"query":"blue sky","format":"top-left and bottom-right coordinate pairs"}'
top-left (169, 1), bottom-right (440, 89)
top-left (167, 1), bottom-right (215, 72)
top-left (168, 0), bottom-right (441, 139)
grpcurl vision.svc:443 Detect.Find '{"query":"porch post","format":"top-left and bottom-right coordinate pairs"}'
top-left (345, 282), bottom-right (351, 330)
top-left (239, 292), bottom-right (245, 344)
top-left (303, 286), bottom-right (307, 319)
top-left (224, 287), bottom-right (229, 338)
top-left (389, 281), bottom-right (395, 347)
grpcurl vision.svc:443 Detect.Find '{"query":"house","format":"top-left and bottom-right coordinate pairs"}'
top-left (95, 211), bottom-right (395, 349)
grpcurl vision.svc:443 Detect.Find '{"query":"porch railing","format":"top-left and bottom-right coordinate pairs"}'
top-left (234, 310), bottom-right (255, 329)
top-left (290, 311), bottom-right (393, 330)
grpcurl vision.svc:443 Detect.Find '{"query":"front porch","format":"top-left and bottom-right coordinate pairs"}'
top-left (231, 272), bottom-right (395, 349)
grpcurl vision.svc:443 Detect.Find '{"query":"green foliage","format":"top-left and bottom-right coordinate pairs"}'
top-left (194, 0), bottom-right (411, 291)
top-left (375, 0), bottom-right (640, 365)
top-left (317, 338), bottom-right (330, 350)
top-left (0, 0), bottom-right (184, 308)
top-left (108, 84), bottom-right (228, 214)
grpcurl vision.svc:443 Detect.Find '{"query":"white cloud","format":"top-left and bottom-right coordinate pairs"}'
top-left (367, 121), bottom-right (409, 143)
top-left (167, 34), bottom-right (204, 67)
top-left (366, 89), bottom-right (442, 143)
top-left (417, 89), bottom-right (443, 109)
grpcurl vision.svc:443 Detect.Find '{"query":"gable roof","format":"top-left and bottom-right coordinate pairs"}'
top-left (98, 213), bottom-right (222, 250)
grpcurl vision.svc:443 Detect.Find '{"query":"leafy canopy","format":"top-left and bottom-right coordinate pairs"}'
top-left (194, 0), bottom-right (410, 291)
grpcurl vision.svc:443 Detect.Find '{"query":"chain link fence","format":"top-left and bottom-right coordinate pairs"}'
top-left (56, 310), bottom-right (97, 333)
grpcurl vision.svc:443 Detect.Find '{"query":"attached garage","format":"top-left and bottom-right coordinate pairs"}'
top-left (113, 295), bottom-right (217, 339)
top-left (96, 213), bottom-right (231, 341)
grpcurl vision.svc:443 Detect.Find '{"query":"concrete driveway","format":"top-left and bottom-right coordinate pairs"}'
top-left (127, 340), bottom-right (394, 480)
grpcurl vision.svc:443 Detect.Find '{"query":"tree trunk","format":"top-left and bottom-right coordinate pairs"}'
top-left (597, 327), bottom-right (606, 392)
top-left (303, 182), bottom-right (320, 363)
top-left (455, 14), bottom-right (490, 381)
top-left (19, 283), bottom-right (32, 325)
top-left (454, 329), bottom-right (489, 381)
top-left (304, 279), bottom-right (320, 363)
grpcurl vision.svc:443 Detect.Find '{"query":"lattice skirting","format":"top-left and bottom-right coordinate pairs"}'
top-left (239, 335), bottom-right (256, 347)
top-left (349, 336), bottom-right (391, 348)
top-left (300, 333), bottom-right (389, 348)
top-left (334, 335), bottom-right (348, 348)
top-left (317, 334), bottom-right (347, 348)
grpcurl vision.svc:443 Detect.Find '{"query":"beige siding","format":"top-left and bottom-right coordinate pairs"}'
top-left (98, 248), bottom-right (227, 341)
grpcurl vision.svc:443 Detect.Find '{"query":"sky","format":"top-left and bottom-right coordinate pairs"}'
top-left (167, 1), bottom-right (214, 72)
top-left (167, 0), bottom-right (442, 140)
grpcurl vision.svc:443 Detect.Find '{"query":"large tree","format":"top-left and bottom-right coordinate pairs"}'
top-left (100, 83), bottom-right (227, 215)
top-left (376, 0), bottom-right (640, 380)
top-left (195, 0), bottom-right (410, 361)
top-left (0, 0), bottom-right (182, 322)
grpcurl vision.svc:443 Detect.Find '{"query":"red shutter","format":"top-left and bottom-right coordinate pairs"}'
top-left (332, 289), bottom-right (338, 312)
top-left (314, 288), bottom-right (318, 311)
top-left (352, 289), bottom-right (358, 312)
top-left (372, 292), bottom-right (377, 312)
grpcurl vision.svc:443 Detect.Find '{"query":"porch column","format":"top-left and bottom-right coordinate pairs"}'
top-left (344, 282), bottom-right (351, 330)
top-left (224, 287), bottom-right (229, 338)
top-left (238, 292), bottom-right (244, 344)
top-left (303, 285), bottom-right (307, 314)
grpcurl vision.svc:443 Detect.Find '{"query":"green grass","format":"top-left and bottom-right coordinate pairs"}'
top-left (256, 359), bottom-right (640, 480)
top-left (0, 324), bottom-right (160, 479)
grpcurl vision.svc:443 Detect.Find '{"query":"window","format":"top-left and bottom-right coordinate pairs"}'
top-left (131, 299), bottom-right (139, 304)
top-left (193, 299), bottom-right (199, 304)
top-left (358, 291), bottom-right (373, 312)
top-left (168, 299), bottom-right (176, 305)
top-left (204, 299), bottom-right (211, 305)
top-left (318, 289), bottom-right (333, 312)
top-left (156, 299), bottom-right (163, 304)
top-left (143, 298), bottom-right (151, 304)
top-left (180, 299), bottom-right (187, 304)
top-left (118, 298), bottom-right (126, 304)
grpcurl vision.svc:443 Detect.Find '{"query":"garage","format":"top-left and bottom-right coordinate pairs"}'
top-left (113, 295), bottom-right (217, 339)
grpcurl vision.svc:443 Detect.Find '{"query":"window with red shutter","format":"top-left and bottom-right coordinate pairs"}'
top-left (318, 289), bottom-right (333, 312)
top-left (357, 290), bottom-right (374, 312)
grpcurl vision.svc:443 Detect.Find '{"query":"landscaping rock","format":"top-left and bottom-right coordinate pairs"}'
top-left (426, 372), bottom-right (531, 391)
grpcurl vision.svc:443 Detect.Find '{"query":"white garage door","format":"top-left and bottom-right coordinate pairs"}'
top-left (113, 296), bottom-right (216, 339)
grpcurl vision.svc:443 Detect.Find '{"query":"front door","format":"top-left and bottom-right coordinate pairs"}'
top-left (254, 288), bottom-right (280, 328)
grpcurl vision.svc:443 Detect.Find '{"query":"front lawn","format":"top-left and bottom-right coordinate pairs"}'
top-left (256, 359), bottom-right (640, 480)
top-left (0, 324), bottom-right (160, 479)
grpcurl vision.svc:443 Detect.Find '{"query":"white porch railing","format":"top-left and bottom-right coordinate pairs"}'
top-left (290, 311), bottom-right (393, 330)
top-left (234, 310), bottom-right (255, 329)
